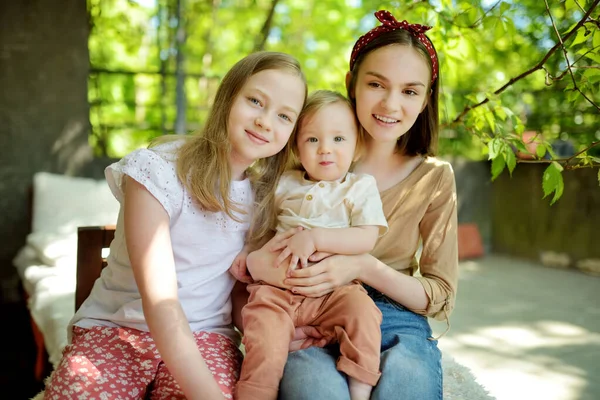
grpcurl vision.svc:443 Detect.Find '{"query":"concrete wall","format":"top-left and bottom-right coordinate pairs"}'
top-left (0, 0), bottom-right (91, 303)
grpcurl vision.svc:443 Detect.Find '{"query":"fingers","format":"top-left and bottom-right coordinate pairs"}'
top-left (288, 254), bottom-right (299, 272)
top-left (275, 246), bottom-right (292, 267)
top-left (292, 283), bottom-right (334, 297)
top-left (270, 238), bottom-right (290, 252)
top-left (299, 256), bottom-right (308, 269)
top-left (309, 251), bottom-right (333, 262)
top-left (271, 227), bottom-right (303, 249)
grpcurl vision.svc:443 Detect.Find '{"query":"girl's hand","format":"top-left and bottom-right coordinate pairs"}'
top-left (228, 252), bottom-right (253, 284)
top-left (284, 253), bottom-right (371, 297)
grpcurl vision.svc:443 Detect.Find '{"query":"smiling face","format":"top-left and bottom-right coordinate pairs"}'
top-left (351, 44), bottom-right (431, 145)
top-left (228, 68), bottom-right (306, 173)
top-left (296, 102), bottom-right (359, 182)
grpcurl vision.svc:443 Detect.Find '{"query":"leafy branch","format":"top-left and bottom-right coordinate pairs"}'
top-left (544, 0), bottom-right (600, 111)
top-left (445, 0), bottom-right (600, 127)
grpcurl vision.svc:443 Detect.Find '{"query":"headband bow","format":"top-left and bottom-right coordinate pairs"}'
top-left (350, 10), bottom-right (439, 84)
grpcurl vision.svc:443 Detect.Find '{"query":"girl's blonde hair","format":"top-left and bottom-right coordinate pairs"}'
top-left (155, 52), bottom-right (307, 247)
top-left (290, 90), bottom-right (362, 169)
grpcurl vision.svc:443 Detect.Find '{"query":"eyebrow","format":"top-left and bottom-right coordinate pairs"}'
top-left (364, 71), bottom-right (426, 87)
top-left (255, 88), bottom-right (300, 116)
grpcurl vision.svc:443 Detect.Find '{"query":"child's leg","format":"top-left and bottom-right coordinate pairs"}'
top-left (303, 283), bottom-right (382, 398)
top-left (236, 284), bottom-right (297, 400)
top-left (44, 326), bottom-right (160, 399)
top-left (150, 331), bottom-right (243, 399)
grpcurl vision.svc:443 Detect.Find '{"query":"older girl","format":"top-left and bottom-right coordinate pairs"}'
top-left (43, 51), bottom-right (307, 399)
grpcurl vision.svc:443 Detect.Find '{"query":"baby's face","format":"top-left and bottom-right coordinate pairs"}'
top-left (296, 102), bottom-right (359, 182)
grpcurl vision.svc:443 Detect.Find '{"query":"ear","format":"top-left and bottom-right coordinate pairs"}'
top-left (345, 72), bottom-right (354, 98)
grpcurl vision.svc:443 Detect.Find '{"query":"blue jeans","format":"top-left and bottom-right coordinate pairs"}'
top-left (278, 287), bottom-right (443, 399)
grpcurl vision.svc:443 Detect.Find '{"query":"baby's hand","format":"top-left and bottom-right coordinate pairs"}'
top-left (275, 230), bottom-right (317, 271)
top-left (228, 251), bottom-right (253, 284)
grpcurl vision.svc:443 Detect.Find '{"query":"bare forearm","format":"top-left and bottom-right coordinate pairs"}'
top-left (145, 300), bottom-right (224, 399)
top-left (358, 254), bottom-right (429, 311)
top-left (312, 226), bottom-right (378, 255)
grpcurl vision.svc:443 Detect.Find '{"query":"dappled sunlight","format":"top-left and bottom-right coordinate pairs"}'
top-left (432, 255), bottom-right (600, 400)
top-left (436, 319), bottom-right (598, 400)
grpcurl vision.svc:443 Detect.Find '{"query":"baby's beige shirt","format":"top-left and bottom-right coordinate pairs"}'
top-left (275, 170), bottom-right (388, 235)
top-left (371, 157), bottom-right (458, 321)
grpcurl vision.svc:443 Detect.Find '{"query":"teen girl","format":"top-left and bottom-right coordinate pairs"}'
top-left (43, 51), bottom-right (307, 399)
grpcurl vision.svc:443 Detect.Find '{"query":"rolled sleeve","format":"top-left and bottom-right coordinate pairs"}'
top-left (412, 164), bottom-right (458, 320)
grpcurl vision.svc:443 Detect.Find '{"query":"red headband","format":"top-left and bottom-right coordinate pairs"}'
top-left (350, 10), bottom-right (438, 84)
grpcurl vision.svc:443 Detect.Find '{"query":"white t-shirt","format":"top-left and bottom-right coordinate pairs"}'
top-left (276, 170), bottom-right (388, 235)
top-left (70, 140), bottom-right (252, 344)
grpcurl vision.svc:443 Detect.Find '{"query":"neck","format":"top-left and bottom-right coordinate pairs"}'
top-left (229, 156), bottom-right (250, 181)
top-left (359, 138), bottom-right (402, 168)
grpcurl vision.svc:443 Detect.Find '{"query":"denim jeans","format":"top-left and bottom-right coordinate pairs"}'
top-left (278, 286), bottom-right (443, 400)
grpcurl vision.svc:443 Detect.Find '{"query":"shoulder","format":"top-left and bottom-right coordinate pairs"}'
top-left (419, 157), bottom-right (455, 186)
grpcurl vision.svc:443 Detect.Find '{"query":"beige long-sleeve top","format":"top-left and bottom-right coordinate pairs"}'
top-left (370, 157), bottom-right (458, 321)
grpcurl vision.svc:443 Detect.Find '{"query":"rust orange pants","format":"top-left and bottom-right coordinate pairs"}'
top-left (235, 283), bottom-right (382, 400)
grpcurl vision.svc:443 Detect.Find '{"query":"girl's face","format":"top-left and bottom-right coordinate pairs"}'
top-left (228, 69), bottom-right (305, 171)
top-left (351, 45), bottom-right (430, 145)
top-left (296, 102), bottom-right (358, 182)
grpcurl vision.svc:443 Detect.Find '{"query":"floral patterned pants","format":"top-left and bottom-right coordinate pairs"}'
top-left (44, 326), bottom-right (242, 399)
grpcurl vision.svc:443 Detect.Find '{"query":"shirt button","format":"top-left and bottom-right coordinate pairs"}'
top-left (306, 194), bottom-right (313, 201)
top-left (319, 183), bottom-right (325, 188)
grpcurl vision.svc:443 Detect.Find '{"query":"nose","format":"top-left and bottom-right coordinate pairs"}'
top-left (254, 114), bottom-right (272, 132)
top-left (317, 142), bottom-right (331, 154)
top-left (381, 90), bottom-right (401, 112)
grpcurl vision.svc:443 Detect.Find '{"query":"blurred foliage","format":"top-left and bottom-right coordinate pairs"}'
top-left (87, 0), bottom-right (599, 202)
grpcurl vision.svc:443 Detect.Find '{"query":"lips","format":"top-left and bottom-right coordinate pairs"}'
top-left (319, 161), bottom-right (333, 166)
top-left (245, 129), bottom-right (269, 144)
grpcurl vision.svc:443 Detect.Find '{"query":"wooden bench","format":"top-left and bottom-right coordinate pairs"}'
top-left (75, 225), bottom-right (115, 311)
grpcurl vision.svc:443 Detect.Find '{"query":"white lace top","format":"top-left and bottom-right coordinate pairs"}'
top-left (70, 140), bottom-right (252, 344)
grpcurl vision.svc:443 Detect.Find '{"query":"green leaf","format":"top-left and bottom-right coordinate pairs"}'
top-left (536, 144), bottom-right (547, 159)
top-left (488, 138), bottom-right (502, 159)
top-left (512, 139), bottom-right (529, 155)
top-left (594, 30), bottom-right (600, 49)
top-left (570, 28), bottom-right (589, 47)
top-left (505, 148), bottom-right (517, 176)
top-left (542, 162), bottom-right (564, 205)
top-left (500, 2), bottom-right (511, 14)
top-left (491, 154), bottom-right (506, 181)
top-left (565, 0), bottom-right (576, 11)
top-left (484, 111), bottom-right (496, 132)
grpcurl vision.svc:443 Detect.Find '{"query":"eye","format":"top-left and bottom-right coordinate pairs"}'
top-left (404, 89), bottom-right (418, 96)
top-left (248, 97), bottom-right (262, 106)
top-left (334, 136), bottom-right (345, 142)
top-left (279, 113), bottom-right (292, 122)
top-left (368, 82), bottom-right (383, 88)
top-left (307, 137), bottom-right (318, 143)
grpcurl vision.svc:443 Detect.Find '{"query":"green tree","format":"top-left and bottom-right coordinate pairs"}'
top-left (88, 0), bottom-right (600, 202)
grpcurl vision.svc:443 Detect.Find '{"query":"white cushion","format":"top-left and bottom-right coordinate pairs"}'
top-left (29, 172), bottom-right (119, 265)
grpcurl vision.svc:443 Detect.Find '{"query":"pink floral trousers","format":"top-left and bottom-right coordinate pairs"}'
top-left (44, 326), bottom-right (242, 399)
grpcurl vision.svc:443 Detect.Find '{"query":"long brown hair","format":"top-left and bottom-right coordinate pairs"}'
top-left (159, 52), bottom-right (307, 246)
top-left (347, 30), bottom-right (439, 157)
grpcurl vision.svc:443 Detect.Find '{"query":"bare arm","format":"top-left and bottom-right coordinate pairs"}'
top-left (312, 225), bottom-right (379, 254)
top-left (124, 177), bottom-right (224, 400)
